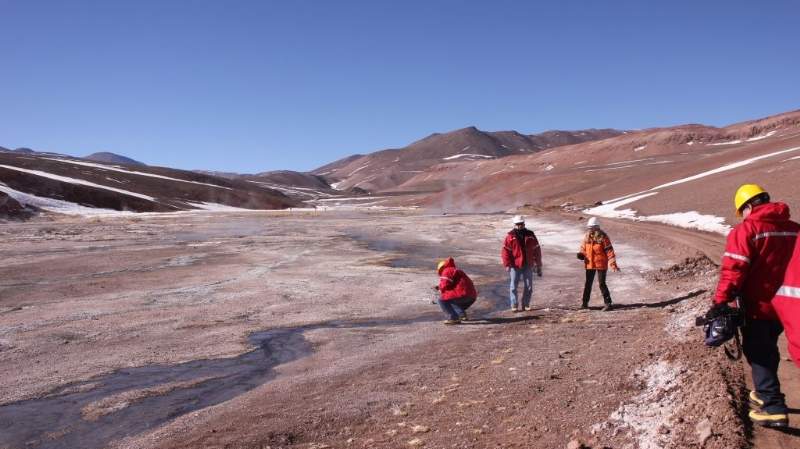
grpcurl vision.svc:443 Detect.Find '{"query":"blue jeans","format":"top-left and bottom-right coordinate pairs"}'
top-left (438, 296), bottom-right (476, 320)
top-left (509, 266), bottom-right (533, 308)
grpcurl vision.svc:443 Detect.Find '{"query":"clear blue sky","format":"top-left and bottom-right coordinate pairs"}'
top-left (1, 1), bottom-right (798, 173)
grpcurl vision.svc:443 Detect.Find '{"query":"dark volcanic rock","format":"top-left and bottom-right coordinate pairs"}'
top-left (0, 192), bottom-right (29, 219)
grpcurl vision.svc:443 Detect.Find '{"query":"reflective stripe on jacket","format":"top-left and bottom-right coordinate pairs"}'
top-left (714, 202), bottom-right (800, 321)
top-left (438, 257), bottom-right (478, 301)
top-left (579, 229), bottom-right (617, 270)
top-left (501, 229), bottom-right (542, 269)
top-left (773, 237), bottom-right (800, 368)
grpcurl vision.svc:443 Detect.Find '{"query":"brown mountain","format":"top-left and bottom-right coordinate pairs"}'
top-left (0, 152), bottom-right (298, 216)
top-left (393, 109), bottom-right (800, 222)
top-left (312, 127), bottom-right (623, 192)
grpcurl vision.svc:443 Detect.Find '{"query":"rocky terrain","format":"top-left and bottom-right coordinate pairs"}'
top-left (1, 211), bottom-right (797, 449)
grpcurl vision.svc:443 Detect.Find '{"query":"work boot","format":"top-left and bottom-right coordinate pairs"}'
top-left (443, 319), bottom-right (461, 325)
top-left (580, 302), bottom-right (588, 310)
top-left (749, 390), bottom-right (765, 409)
top-left (523, 306), bottom-right (532, 311)
top-left (459, 312), bottom-right (468, 321)
top-left (511, 306), bottom-right (518, 312)
top-left (749, 409), bottom-right (788, 428)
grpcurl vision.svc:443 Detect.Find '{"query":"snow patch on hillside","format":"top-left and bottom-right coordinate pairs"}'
top-left (708, 140), bottom-right (742, 146)
top-left (42, 157), bottom-right (232, 190)
top-left (184, 202), bottom-right (251, 211)
top-left (442, 154), bottom-right (495, 161)
top-left (0, 183), bottom-right (132, 215)
top-left (746, 130), bottom-right (777, 142)
top-left (0, 164), bottom-right (156, 201)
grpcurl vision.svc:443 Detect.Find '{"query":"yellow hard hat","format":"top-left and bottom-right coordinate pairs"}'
top-left (437, 260), bottom-right (447, 272)
top-left (734, 184), bottom-right (767, 216)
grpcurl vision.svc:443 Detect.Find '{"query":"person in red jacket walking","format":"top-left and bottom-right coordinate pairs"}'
top-left (501, 215), bottom-right (542, 312)
top-left (435, 257), bottom-right (478, 324)
top-left (773, 238), bottom-right (800, 369)
top-left (711, 184), bottom-right (799, 428)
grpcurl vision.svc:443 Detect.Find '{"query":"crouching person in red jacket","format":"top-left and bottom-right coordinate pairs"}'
top-left (435, 257), bottom-right (478, 325)
top-left (712, 184), bottom-right (799, 428)
top-left (773, 238), bottom-right (800, 369)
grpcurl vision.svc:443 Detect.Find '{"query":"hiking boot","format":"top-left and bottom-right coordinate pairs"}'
top-left (523, 306), bottom-right (532, 311)
top-left (511, 306), bottom-right (519, 312)
top-left (443, 319), bottom-right (461, 325)
top-left (580, 303), bottom-right (588, 310)
top-left (749, 409), bottom-right (788, 428)
top-left (749, 390), bottom-right (765, 409)
top-left (459, 312), bottom-right (468, 321)
top-left (602, 304), bottom-right (613, 312)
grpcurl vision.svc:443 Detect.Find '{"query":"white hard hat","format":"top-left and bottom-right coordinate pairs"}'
top-left (586, 217), bottom-right (600, 228)
top-left (512, 215), bottom-right (525, 224)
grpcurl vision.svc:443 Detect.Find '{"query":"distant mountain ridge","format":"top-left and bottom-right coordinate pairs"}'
top-left (85, 152), bottom-right (145, 166)
top-left (311, 126), bottom-right (624, 192)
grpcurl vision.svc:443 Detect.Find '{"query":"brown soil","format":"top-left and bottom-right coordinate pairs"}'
top-left (1, 211), bottom-right (797, 449)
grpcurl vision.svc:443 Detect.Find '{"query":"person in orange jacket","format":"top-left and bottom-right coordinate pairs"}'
top-left (577, 217), bottom-right (619, 311)
top-left (710, 184), bottom-right (799, 428)
top-left (773, 238), bottom-right (800, 369)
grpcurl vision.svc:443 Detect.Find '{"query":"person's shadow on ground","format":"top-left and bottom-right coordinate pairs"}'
top-left (460, 316), bottom-right (539, 325)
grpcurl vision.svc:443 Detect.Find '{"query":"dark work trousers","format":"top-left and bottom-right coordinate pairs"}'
top-left (438, 296), bottom-right (476, 320)
top-left (582, 269), bottom-right (612, 306)
top-left (742, 319), bottom-right (787, 413)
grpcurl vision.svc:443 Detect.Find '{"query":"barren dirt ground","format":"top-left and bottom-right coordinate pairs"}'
top-left (1, 210), bottom-right (798, 449)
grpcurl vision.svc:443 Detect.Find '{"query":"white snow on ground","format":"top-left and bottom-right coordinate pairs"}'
top-left (0, 183), bottom-right (132, 216)
top-left (584, 165), bottom-right (636, 173)
top-left (634, 145), bottom-right (647, 152)
top-left (585, 194), bottom-right (732, 235)
top-left (643, 211), bottom-right (731, 234)
top-left (330, 181), bottom-right (345, 190)
top-left (599, 360), bottom-right (683, 449)
top-left (708, 139), bottom-right (742, 146)
top-left (606, 158), bottom-right (654, 166)
top-left (584, 145), bottom-right (800, 234)
top-left (746, 130), bottom-right (777, 142)
top-left (574, 160), bottom-right (588, 165)
top-left (0, 164), bottom-right (156, 201)
top-left (348, 164), bottom-right (370, 176)
top-left (442, 154), bottom-right (495, 161)
top-left (781, 155), bottom-right (800, 162)
top-left (41, 157), bottom-right (232, 190)
top-left (652, 146), bottom-right (800, 190)
top-left (315, 196), bottom-right (390, 202)
top-left (686, 141), bottom-right (695, 146)
top-left (544, 164), bottom-right (555, 171)
top-left (183, 202), bottom-right (251, 211)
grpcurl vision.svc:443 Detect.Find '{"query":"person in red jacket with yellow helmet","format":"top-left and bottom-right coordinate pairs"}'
top-left (434, 257), bottom-right (478, 324)
top-left (773, 237), bottom-right (800, 369)
top-left (711, 184), bottom-right (799, 428)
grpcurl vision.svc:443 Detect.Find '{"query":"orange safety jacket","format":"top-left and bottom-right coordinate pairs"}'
top-left (579, 229), bottom-right (618, 271)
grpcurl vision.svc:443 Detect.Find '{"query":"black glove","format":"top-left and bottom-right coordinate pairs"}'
top-left (576, 253), bottom-right (585, 261)
top-left (705, 302), bottom-right (729, 320)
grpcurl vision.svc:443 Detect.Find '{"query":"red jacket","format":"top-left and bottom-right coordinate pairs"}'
top-left (773, 238), bottom-right (800, 368)
top-left (501, 228), bottom-right (542, 269)
top-left (438, 257), bottom-right (477, 301)
top-left (714, 202), bottom-right (800, 320)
